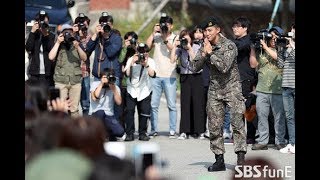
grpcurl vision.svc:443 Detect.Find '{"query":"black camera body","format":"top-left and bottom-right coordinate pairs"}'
top-left (250, 30), bottom-right (272, 49)
top-left (130, 38), bottom-right (137, 46)
top-left (63, 31), bottom-right (75, 43)
top-left (276, 37), bottom-right (289, 47)
top-left (38, 10), bottom-right (49, 30)
top-left (107, 73), bottom-right (116, 85)
top-left (137, 53), bottom-right (145, 64)
top-left (193, 39), bottom-right (204, 46)
top-left (178, 37), bottom-right (188, 49)
top-left (101, 22), bottom-right (111, 33)
top-left (159, 22), bottom-right (168, 34)
top-left (136, 43), bottom-right (147, 64)
top-left (102, 70), bottom-right (116, 86)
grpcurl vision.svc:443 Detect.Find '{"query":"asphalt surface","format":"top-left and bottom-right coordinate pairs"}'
top-left (105, 94), bottom-right (295, 180)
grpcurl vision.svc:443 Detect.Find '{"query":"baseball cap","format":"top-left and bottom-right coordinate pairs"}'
top-left (60, 24), bottom-right (73, 32)
top-left (269, 26), bottom-right (284, 36)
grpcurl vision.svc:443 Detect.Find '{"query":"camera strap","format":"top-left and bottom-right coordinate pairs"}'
top-left (97, 42), bottom-right (104, 77)
top-left (129, 65), bottom-right (144, 84)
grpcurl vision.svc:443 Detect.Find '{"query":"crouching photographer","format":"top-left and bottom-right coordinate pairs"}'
top-left (171, 29), bottom-right (205, 139)
top-left (48, 24), bottom-right (87, 117)
top-left (123, 43), bottom-right (156, 141)
top-left (90, 68), bottom-right (124, 141)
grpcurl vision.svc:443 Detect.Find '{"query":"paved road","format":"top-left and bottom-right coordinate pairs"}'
top-left (106, 94), bottom-right (295, 180)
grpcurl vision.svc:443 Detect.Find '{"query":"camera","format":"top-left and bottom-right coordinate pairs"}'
top-left (193, 39), bottom-right (204, 46)
top-left (178, 37), bottom-right (188, 49)
top-left (159, 22), bottom-right (168, 34)
top-left (132, 143), bottom-right (161, 177)
top-left (105, 71), bottom-right (116, 85)
top-left (136, 43), bottom-right (147, 64)
top-left (76, 13), bottom-right (87, 34)
top-left (101, 22), bottom-right (111, 33)
top-left (48, 87), bottom-right (60, 101)
top-left (276, 32), bottom-right (294, 47)
top-left (250, 30), bottom-right (272, 49)
top-left (129, 38), bottom-right (137, 46)
top-left (63, 31), bottom-right (75, 43)
top-left (159, 13), bottom-right (169, 34)
top-left (102, 70), bottom-right (116, 86)
top-left (38, 10), bottom-right (49, 30)
top-left (78, 22), bottom-right (87, 34)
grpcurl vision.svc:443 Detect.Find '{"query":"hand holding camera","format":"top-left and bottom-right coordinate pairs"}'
top-left (57, 33), bottom-right (65, 44)
top-left (31, 21), bottom-right (40, 33)
top-left (153, 24), bottom-right (161, 34)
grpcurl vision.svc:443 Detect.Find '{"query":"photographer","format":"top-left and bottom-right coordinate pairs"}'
top-left (48, 24), bottom-right (87, 117)
top-left (146, 13), bottom-right (178, 138)
top-left (170, 29), bottom-right (205, 140)
top-left (277, 23), bottom-right (295, 154)
top-left (118, 31), bottom-right (139, 127)
top-left (249, 26), bottom-right (286, 151)
top-left (25, 10), bottom-right (56, 87)
top-left (90, 68), bottom-right (124, 141)
top-left (123, 43), bottom-right (156, 141)
top-left (73, 13), bottom-right (92, 116)
top-left (231, 17), bottom-right (258, 144)
top-left (86, 12), bottom-right (122, 86)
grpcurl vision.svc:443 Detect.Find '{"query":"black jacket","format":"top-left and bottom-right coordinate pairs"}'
top-left (25, 31), bottom-right (56, 76)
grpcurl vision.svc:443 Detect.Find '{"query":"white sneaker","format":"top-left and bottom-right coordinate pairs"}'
top-left (290, 145), bottom-right (295, 154)
top-left (199, 133), bottom-right (205, 140)
top-left (169, 130), bottom-right (176, 139)
top-left (178, 133), bottom-right (187, 140)
top-left (204, 130), bottom-right (210, 138)
top-left (223, 131), bottom-right (232, 139)
top-left (120, 133), bottom-right (126, 141)
top-left (280, 144), bottom-right (295, 154)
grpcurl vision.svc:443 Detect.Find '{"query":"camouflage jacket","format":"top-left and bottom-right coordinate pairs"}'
top-left (190, 35), bottom-right (243, 100)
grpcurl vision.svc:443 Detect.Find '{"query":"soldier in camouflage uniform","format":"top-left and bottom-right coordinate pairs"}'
top-left (190, 16), bottom-right (247, 172)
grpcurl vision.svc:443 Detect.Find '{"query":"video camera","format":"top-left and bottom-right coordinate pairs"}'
top-left (136, 43), bottom-right (147, 64)
top-left (178, 37), bottom-right (188, 49)
top-left (250, 29), bottom-right (272, 49)
top-left (276, 32), bottom-right (294, 47)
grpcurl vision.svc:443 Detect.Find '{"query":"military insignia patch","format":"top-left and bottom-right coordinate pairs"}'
top-left (228, 44), bottom-right (234, 50)
top-left (208, 22), bottom-right (213, 27)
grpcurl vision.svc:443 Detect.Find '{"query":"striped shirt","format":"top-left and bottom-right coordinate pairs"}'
top-left (277, 47), bottom-right (295, 88)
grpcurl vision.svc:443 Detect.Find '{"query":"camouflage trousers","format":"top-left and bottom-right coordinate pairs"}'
top-left (207, 97), bottom-right (247, 155)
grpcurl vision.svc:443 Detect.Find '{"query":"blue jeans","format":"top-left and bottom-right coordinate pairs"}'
top-left (282, 87), bottom-right (295, 144)
top-left (150, 77), bottom-right (177, 133)
top-left (80, 76), bottom-right (90, 115)
top-left (223, 106), bottom-right (231, 133)
top-left (256, 92), bottom-right (286, 145)
top-left (92, 110), bottom-right (124, 138)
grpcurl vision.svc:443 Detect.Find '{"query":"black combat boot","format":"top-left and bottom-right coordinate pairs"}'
top-left (208, 154), bottom-right (226, 172)
top-left (236, 151), bottom-right (246, 165)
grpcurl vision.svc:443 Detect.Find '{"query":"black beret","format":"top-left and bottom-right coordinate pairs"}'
top-left (200, 16), bottom-right (221, 29)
